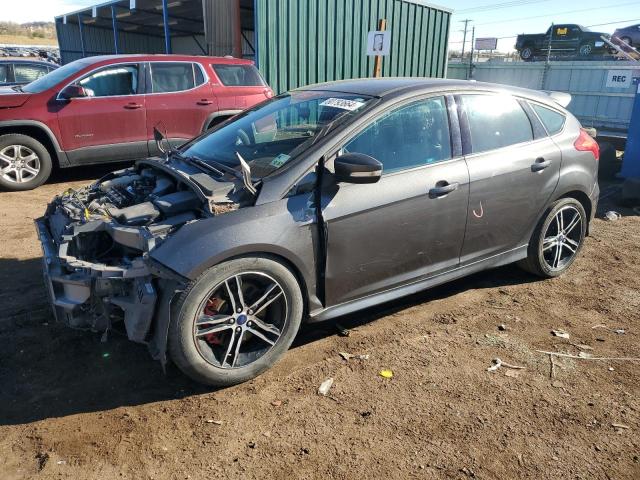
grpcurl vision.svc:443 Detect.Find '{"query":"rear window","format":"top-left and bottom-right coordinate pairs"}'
top-left (212, 64), bottom-right (265, 87)
top-left (531, 103), bottom-right (566, 135)
top-left (462, 94), bottom-right (533, 154)
top-left (14, 64), bottom-right (49, 83)
top-left (151, 62), bottom-right (205, 93)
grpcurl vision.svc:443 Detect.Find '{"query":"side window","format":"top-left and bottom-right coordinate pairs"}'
top-left (78, 65), bottom-right (139, 97)
top-left (212, 64), bottom-right (266, 86)
top-left (194, 63), bottom-right (205, 85)
top-left (531, 103), bottom-right (566, 135)
top-left (0, 65), bottom-right (8, 83)
top-left (462, 94), bottom-right (533, 153)
top-left (14, 64), bottom-right (49, 83)
top-left (343, 97), bottom-right (452, 174)
top-left (151, 62), bottom-right (202, 93)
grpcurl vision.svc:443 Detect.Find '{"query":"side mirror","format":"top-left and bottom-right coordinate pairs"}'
top-left (334, 152), bottom-right (382, 184)
top-left (59, 84), bottom-right (88, 100)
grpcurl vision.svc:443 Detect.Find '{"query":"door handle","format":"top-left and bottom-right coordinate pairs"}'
top-left (197, 99), bottom-right (213, 105)
top-left (124, 102), bottom-right (143, 109)
top-left (531, 157), bottom-right (551, 172)
top-left (429, 181), bottom-right (459, 198)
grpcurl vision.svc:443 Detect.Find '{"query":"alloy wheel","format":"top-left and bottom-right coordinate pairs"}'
top-left (0, 144), bottom-right (41, 183)
top-left (192, 272), bottom-right (288, 369)
top-left (579, 44), bottom-right (592, 55)
top-left (541, 206), bottom-right (583, 271)
top-left (521, 47), bottom-right (532, 59)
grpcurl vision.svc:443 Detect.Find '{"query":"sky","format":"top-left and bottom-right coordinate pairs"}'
top-left (2, 0), bottom-right (637, 52)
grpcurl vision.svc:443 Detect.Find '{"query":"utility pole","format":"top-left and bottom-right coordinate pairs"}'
top-left (460, 19), bottom-right (471, 61)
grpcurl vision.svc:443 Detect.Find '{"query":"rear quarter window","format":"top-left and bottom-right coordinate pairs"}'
top-left (531, 103), bottom-right (566, 135)
top-left (212, 64), bottom-right (266, 87)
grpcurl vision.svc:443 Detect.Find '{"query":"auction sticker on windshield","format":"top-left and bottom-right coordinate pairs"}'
top-left (270, 153), bottom-right (291, 168)
top-left (320, 98), bottom-right (366, 111)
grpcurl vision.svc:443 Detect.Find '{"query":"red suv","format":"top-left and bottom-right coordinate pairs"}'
top-left (0, 54), bottom-right (273, 191)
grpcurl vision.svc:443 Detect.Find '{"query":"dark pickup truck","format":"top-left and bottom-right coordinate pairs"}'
top-left (516, 24), bottom-right (614, 61)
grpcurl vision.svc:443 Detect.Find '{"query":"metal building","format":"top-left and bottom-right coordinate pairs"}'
top-left (56, 0), bottom-right (451, 92)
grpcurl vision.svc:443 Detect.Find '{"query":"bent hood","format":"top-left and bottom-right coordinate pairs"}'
top-left (0, 89), bottom-right (32, 108)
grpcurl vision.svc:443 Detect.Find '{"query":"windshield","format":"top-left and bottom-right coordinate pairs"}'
top-left (22, 59), bottom-right (92, 93)
top-left (181, 90), bottom-right (375, 178)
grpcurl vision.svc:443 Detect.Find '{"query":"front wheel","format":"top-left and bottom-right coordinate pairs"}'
top-left (168, 256), bottom-right (304, 386)
top-left (518, 198), bottom-right (587, 278)
top-left (0, 134), bottom-right (52, 191)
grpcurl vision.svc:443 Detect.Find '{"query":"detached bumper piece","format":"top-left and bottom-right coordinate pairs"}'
top-left (35, 218), bottom-right (157, 343)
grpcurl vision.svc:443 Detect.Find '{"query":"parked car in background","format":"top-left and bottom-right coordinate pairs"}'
top-left (36, 78), bottom-right (599, 386)
top-left (612, 23), bottom-right (640, 49)
top-left (516, 24), bottom-right (614, 60)
top-left (0, 54), bottom-right (273, 191)
top-left (0, 59), bottom-right (58, 87)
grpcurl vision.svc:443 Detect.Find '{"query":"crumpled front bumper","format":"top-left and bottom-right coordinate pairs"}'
top-left (35, 216), bottom-right (160, 343)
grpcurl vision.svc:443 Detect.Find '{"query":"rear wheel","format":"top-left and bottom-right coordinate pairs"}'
top-left (578, 43), bottom-right (593, 56)
top-left (620, 36), bottom-right (632, 47)
top-left (168, 256), bottom-right (304, 386)
top-left (0, 134), bottom-right (52, 191)
top-left (518, 198), bottom-right (587, 278)
top-left (520, 46), bottom-right (534, 61)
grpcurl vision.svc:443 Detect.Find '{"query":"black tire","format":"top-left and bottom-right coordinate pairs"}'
top-left (520, 46), bottom-right (534, 61)
top-left (597, 141), bottom-right (618, 180)
top-left (518, 198), bottom-right (587, 278)
top-left (620, 36), bottom-right (632, 47)
top-left (578, 43), bottom-right (593, 56)
top-left (0, 134), bottom-right (52, 191)
top-left (168, 256), bottom-right (304, 386)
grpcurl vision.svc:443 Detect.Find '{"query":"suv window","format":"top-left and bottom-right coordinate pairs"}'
top-left (14, 64), bottom-right (49, 83)
top-left (462, 94), bottom-right (533, 154)
top-left (344, 97), bottom-right (452, 174)
top-left (151, 62), bottom-right (204, 93)
top-left (212, 64), bottom-right (266, 86)
top-left (78, 64), bottom-right (139, 97)
top-left (531, 103), bottom-right (565, 135)
top-left (0, 64), bottom-right (7, 83)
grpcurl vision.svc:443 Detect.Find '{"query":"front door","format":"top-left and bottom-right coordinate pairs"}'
top-left (458, 94), bottom-right (561, 264)
top-left (322, 97), bottom-right (469, 306)
top-left (145, 61), bottom-right (216, 155)
top-left (56, 63), bottom-right (147, 163)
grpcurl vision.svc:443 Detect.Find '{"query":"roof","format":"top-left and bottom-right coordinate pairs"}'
top-left (68, 54), bottom-right (253, 65)
top-left (297, 77), bottom-right (562, 106)
top-left (0, 59), bottom-right (59, 67)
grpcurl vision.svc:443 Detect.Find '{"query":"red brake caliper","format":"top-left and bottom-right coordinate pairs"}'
top-left (202, 297), bottom-right (226, 345)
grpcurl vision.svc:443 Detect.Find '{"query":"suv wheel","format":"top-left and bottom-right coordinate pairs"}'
top-left (0, 134), bottom-right (52, 191)
top-left (169, 256), bottom-right (304, 386)
top-left (578, 43), bottom-right (593, 56)
top-left (518, 198), bottom-right (587, 278)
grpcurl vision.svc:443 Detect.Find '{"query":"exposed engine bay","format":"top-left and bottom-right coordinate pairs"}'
top-left (36, 157), bottom-right (255, 349)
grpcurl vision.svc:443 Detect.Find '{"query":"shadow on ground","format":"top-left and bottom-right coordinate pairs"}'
top-left (0, 254), bottom-right (538, 426)
top-left (47, 162), bottom-right (133, 185)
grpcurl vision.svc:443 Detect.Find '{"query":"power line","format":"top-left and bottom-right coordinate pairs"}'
top-left (448, 18), bottom-right (640, 45)
top-left (454, 0), bottom-right (551, 15)
top-left (474, 1), bottom-right (639, 27)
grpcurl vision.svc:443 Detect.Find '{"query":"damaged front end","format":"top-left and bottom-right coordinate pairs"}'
top-left (35, 157), bottom-right (253, 361)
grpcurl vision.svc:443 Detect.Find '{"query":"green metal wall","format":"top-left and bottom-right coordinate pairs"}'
top-left (255, 0), bottom-right (451, 93)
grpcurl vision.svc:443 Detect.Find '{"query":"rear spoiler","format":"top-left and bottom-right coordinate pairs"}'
top-left (542, 91), bottom-right (572, 108)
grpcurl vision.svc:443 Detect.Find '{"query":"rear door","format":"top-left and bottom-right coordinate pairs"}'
top-left (56, 62), bottom-right (148, 163)
top-left (145, 61), bottom-right (215, 154)
top-left (458, 93), bottom-right (561, 264)
top-left (210, 63), bottom-right (271, 111)
top-left (321, 96), bottom-right (469, 306)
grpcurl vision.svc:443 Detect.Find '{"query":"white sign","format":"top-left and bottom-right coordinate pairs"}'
top-left (606, 70), bottom-right (631, 89)
top-left (475, 37), bottom-right (498, 50)
top-left (320, 98), bottom-right (366, 111)
top-left (367, 31), bottom-right (391, 56)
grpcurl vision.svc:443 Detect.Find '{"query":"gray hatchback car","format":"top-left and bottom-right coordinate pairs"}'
top-left (37, 78), bottom-right (599, 386)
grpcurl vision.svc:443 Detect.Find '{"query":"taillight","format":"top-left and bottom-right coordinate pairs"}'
top-left (574, 129), bottom-right (599, 161)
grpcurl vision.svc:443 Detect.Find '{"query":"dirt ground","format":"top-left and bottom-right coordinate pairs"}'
top-left (0, 166), bottom-right (638, 480)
